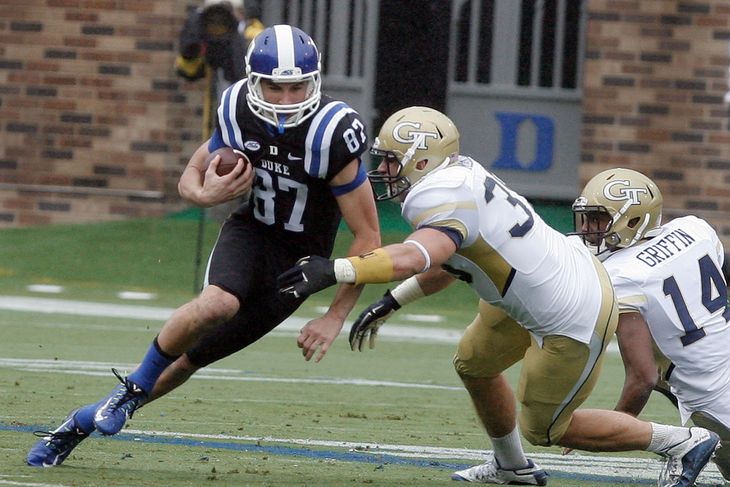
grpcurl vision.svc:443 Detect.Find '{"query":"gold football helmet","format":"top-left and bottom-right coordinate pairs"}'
top-left (571, 168), bottom-right (663, 258)
top-left (368, 106), bottom-right (460, 200)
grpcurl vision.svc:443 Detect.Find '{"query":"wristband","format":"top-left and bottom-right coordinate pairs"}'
top-left (390, 276), bottom-right (425, 306)
top-left (344, 248), bottom-right (394, 284)
top-left (333, 258), bottom-right (356, 283)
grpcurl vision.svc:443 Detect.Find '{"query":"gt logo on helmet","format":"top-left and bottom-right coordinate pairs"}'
top-left (603, 180), bottom-right (647, 205)
top-left (392, 122), bottom-right (439, 149)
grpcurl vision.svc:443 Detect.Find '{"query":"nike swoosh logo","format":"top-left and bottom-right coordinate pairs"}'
top-left (94, 397), bottom-right (114, 422)
top-left (287, 154), bottom-right (303, 161)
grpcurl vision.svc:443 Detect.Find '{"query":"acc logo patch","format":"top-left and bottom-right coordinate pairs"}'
top-left (244, 140), bottom-right (261, 151)
top-left (603, 180), bottom-right (647, 205)
top-left (392, 121), bottom-right (439, 149)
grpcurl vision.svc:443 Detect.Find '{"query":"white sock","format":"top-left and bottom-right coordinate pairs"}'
top-left (647, 422), bottom-right (691, 454)
top-left (491, 426), bottom-right (528, 469)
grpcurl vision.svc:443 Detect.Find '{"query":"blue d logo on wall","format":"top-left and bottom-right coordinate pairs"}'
top-left (492, 112), bottom-right (554, 171)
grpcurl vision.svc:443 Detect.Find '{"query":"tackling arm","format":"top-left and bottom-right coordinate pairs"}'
top-left (294, 159), bottom-right (381, 362)
top-left (278, 227), bottom-right (458, 298)
top-left (349, 267), bottom-right (456, 351)
top-left (614, 311), bottom-right (658, 416)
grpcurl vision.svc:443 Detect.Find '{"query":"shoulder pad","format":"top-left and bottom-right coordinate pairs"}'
top-left (415, 165), bottom-right (470, 192)
top-left (304, 101), bottom-right (360, 179)
top-left (216, 79), bottom-right (248, 150)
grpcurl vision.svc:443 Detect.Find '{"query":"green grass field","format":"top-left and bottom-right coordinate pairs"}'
top-left (0, 215), bottom-right (724, 486)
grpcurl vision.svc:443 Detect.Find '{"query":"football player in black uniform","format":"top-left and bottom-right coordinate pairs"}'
top-left (27, 24), bottom-right (380, 467)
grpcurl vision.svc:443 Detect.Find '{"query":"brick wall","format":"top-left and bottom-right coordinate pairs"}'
top-left (2, 1), bottom-right (729, 237)
top-left (0, 0), bottom-right (203, 226)
top-left (582, 0), bottom-right (730, 240)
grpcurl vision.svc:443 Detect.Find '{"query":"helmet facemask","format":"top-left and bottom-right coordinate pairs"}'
top-left (571, 200), bottom-right (626, 260)
top-left (368, 133), bottom-right (438, 201)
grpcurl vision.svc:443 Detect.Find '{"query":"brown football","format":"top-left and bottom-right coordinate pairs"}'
top-left (202, 147), bottom-right (249, 176)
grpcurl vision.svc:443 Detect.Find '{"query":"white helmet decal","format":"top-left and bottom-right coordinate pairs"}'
top-left (392, 121), bottom-right (439, 149)
top-left (603, 180), bottom-right (648, 205)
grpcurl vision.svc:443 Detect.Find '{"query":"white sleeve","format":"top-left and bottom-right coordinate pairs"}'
top-left (604, 259), bottom-right (647, 313)
top-left (402, 175), bottom-right (479, 247)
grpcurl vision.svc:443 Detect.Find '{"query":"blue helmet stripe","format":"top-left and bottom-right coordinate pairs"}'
top-left (260, 26), bottom-right (279, 73)
top-left (290, 28), bottom-right (307, 71)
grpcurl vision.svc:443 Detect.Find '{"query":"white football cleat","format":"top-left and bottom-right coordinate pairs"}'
top-left (657, 427), bottom-right (720, 487)
top-left (452, 455), bottom-right (548, 485)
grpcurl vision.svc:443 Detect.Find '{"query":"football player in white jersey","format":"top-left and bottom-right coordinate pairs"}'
top-left (571, 168), bottom-right (730, 482)
top-left (279, 107), bottom-right (720, 486)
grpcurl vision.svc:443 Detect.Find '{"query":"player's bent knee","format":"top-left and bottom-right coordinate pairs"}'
top-left (518, 411), bottom-right (554, 447)
top-left (453, 334), bottom-right (503, 378)
top-left (519, 422), bottom-right (552, 447)
top-left (176, 353), bottom-right (201, 374)
top-left (194, 286), bottom-right (240, 325)
top-left (453, 349), bottom-right (504, 379)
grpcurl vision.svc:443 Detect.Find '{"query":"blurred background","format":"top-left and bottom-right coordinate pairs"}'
top-left (0, 0), bottom-right (728, 240)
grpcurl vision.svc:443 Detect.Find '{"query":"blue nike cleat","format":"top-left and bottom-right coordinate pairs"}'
top-left (93, 368), bottom-right (147, 436)
top-left (658, 427), bottom-right (721, 487)
top-left (27, 410), bottom-right (89, 467)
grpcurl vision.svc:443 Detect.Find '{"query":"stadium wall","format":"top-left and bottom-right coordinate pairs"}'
top-left (581, 0), bottom-right (730, 240)
top-left (0, 0), bottom-right (728, 245)
top-left (0, 1), bottom-right (198, 225)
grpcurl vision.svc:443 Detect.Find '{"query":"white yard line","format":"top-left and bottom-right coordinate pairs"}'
top-left (0, 480), bottom-right (70, 487)
top-left (0, 357), bottom-right (461, 391)
top-left (0, 295), bottom-right (618, 350)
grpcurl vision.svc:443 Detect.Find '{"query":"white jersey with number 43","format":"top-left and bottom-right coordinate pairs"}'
top-left (401, 156), bottom-right (605, 347)
top-left (604, 215), bottom-right (730, 416)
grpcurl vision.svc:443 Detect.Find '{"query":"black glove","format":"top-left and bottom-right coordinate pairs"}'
top-left (278, 255), bottom-right (337, 299)
top-left (349, 290), bottom-right (401, 351)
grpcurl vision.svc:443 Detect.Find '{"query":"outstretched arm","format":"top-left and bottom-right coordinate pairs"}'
top-left (349, 267), bottom-right (456, 351)
top-left (295, 159), bottom-right (380, 362)
top-left (279, 227), bottom-right (458, 299)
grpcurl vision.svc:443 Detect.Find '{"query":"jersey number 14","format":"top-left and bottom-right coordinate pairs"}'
top-left (663, 254), bottom-right (730, 346)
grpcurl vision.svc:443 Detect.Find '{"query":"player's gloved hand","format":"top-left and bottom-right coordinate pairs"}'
top-left (278, 255), bottom-right (337, 299)
top-left (349, 290), bottom-right (401, 351)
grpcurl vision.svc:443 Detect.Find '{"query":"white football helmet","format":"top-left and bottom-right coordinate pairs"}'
top-left (571, 168), bottom-right (663, 259)
top-left (245, 25), bottom-right (322, 130)
top-left (369, 106), bottom-right (460, 200)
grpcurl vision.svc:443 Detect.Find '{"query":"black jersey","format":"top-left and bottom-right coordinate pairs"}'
top-left (210, 80), bottom-right (368, 257)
